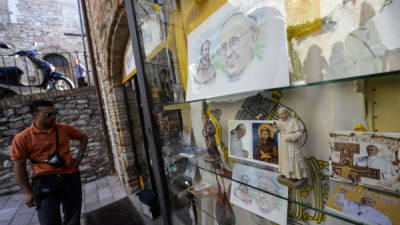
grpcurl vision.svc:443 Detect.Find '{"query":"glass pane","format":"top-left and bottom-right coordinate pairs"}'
top-left (145, 0), bottom-right (400, 103)
top-left (128, 1), bottom-right (400, 225)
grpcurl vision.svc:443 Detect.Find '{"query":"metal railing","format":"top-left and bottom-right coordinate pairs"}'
top-left (0, 51), bottom-right (93, 99)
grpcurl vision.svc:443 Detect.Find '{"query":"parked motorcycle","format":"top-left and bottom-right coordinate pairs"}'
top-left (0, 43), bottom-right (75, 99)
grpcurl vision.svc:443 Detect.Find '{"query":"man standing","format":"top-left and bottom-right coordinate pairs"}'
top-left (229, 124), bottom-right (249, 158)
top-left (356, 145), bottom-right (397, 180)
top-left (11, 100), bottom-right (88, 225)
top-left (74, 59), bottom-right (88, 87)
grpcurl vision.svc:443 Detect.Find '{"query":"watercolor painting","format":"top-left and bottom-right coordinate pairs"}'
top-left (230, 163), bottom-right (288, 225)
top-left (186, 0), bottom-right (290, 101)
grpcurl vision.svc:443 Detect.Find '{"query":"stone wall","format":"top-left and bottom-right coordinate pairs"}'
top-left (0, 87), bottom-right (112, 195)
top-left (0, 0), bottom-right (83, 51)
top-left (0, 0), bottom-right (91, 86)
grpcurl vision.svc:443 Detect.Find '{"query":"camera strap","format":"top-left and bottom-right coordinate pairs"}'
top-left (30, 127), bottom-right (59, 164)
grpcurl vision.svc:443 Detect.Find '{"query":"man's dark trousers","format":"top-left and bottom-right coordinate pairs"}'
top-left (77, 78), bottom-right (88, 87)
top-left (35, 171), bottom-right (82, 225)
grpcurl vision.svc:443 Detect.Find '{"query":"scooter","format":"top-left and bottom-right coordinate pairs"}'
top-left (0, 43), bottom-right (75, 99)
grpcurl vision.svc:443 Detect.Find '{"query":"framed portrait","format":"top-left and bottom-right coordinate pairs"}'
top-left (329, 130), bottom-right (400, 193)
top-left (186, 0), bottom-right (290, 101)
top-left (230, 163), bottom-right (288, 225)
top-left (229, 120), bottom-right (279, 168)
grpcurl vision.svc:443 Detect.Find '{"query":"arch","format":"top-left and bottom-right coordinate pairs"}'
top-left (43, 53), bottom-right (73, 81)
top-left (103, 4), bottom-right (142, 193)
top-left (43, 53), bottom-right (69, 67)
top-left (107, 7), bottom-right (130, 83)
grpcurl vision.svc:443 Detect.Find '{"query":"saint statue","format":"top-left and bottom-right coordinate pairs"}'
top-left (202, 113), bottom-right (221, 163)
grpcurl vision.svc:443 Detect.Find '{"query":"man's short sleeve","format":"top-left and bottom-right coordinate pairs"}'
top-left (10, 134), bottom-right (28, 161)
top-left (63, 124), bottom-right (84, 140)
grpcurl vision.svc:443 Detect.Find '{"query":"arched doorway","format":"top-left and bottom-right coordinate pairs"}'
top-left (43, 54), bottom-right (73, 82)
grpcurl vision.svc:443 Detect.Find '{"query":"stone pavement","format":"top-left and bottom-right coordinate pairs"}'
top-left (0, 175), bottom-right (162, 225)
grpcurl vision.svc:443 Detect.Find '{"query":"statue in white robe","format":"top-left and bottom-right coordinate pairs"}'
top-left (274, 108), bottom-right (307, 179)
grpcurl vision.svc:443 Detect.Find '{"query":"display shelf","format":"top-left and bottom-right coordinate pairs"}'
top-left (189, 193), bottom-right (365, 225)
top-left (158, 70), bottom-right (400, 108)
top-left (172, 153), bottom-right (364, 225)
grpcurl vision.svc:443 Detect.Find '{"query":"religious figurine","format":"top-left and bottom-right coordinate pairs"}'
top-left (273, 107), bottom-right (307, 188)
top-left (201, 103), bottom-right (233, 178)
top-left (202, 112), bottom-right (221, 164)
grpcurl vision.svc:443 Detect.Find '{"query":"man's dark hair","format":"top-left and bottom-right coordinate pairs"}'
top-left (29, 100), bottom-right (54, 113)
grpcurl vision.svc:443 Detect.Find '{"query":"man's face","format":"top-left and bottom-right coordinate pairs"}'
top-left (201, 114), bottom-right (208, 125)
top-left (361, 198), bottom-right (376, 207)
top-left (32, 106), bottom-right (57, 128)
top-left (237, 129), bottom-right (246, 139)
top-left (220, 14), bottom-right (257, 78)
top-left (201, 41), bottom-right (210, 57)
top-left (242, 175), bottom-right (249, 184)
top-left (261, 130), bottom-right (269, 140)
top-left (366, 146), bottom-right (378, 156)
top-left (278, 110), bottom-right (289, 121)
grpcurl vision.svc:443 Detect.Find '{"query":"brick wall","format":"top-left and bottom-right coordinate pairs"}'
top-left (0, 0), bottom-right (83, 51)
top-left (0, 87), bottom-right (112, 195)
top-left (82, 0), bottom-right (150, 193)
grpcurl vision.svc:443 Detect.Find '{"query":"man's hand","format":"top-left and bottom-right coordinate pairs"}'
top-left (71, 157), bottom-right (82, 169)
top-left (243, 150), bottom-right (249, 158)
top-left (272, 122), bottom-right (279, 132)
top-left (13, 160), bottom-right (35, 207)
top-left (24, 192), bottom-right (35, 207)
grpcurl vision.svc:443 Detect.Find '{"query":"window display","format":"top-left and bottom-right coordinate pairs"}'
top-left (124, 0), bottom-right (400, 225)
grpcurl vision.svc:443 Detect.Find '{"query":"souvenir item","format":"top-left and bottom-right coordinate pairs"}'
top-left (329, 130), bottom-right (400, 192)
top-left (215, 171), bottom-right (235, 225)
top-left (326, 184), bottom-right (400, 225)
top-left (203, 112), bottom-right (221, 164)
top-left (228, 120), bottom-right (279, 168)
top-left (179, 147), bottom-right (206, 159)
top-left (186, 0), bottom-right (290, 101)
top-left (230, 163), bottom-right (288, 225)
top-left (273, 107), bottom-right (307, 188)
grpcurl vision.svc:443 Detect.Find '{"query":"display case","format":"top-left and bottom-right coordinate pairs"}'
top-left (123, 0), bottom-right (400, 225)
